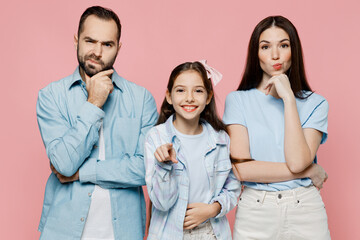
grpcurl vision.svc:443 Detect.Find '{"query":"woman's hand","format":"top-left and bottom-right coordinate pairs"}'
top-left (307, 164), bottom-right (328, 189)
top-left (154, 143), bottom-right (178, 164)
top-left (183, 202), bottom-right (221, 229)
top-left (264, 74), bottom-right (294, 101)
top-left (232, 163), bottom-right (242, 181)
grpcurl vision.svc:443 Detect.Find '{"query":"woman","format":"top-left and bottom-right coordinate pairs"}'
top-left (223, 16), bottom-right (331, 239)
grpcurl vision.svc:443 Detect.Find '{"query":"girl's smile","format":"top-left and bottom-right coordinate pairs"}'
top-left (181, 105), bottom-right (198, 112)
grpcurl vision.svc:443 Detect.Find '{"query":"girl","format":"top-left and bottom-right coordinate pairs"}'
top-left (223, 16), bottom-right (331, 239)
top-left (145, 61), bottom-right (240, 240)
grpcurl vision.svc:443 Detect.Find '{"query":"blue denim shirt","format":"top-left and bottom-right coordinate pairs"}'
top-left (37, 67), bottom-right (158, 240)
top-left (144, 115), bottom-right (241, 240)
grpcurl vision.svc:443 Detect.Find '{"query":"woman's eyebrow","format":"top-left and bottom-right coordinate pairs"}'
top-left (259, 38), bottom-right (290, 44)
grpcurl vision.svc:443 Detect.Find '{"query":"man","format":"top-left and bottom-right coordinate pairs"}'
top-left (37, 6), bottom-right (158, 239)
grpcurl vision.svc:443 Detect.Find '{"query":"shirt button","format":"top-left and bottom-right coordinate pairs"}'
top-left (93, 145), bottom-right (98, 149)
top-left (88, 192), bottom-right (92, 197)
top-left (278, 194), bottom-right (282, 199)
top-left (80, 217), bottom-right (85, 222)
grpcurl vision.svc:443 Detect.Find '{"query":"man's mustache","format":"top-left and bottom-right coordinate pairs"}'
top-left (85, 54), bottom-right (104, 66)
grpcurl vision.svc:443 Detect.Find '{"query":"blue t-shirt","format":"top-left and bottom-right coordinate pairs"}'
top-left (223, 88), bottom-right (329, 191)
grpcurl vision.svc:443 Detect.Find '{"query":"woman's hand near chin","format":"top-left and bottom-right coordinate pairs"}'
top-left (264, 74), bottom-right (294, 102)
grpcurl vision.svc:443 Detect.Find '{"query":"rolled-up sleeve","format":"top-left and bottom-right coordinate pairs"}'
top-left (37, 87), bottom-right (103, 177)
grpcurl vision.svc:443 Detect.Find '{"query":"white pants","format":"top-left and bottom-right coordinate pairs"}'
top-left (233, 186), bottom-right (331, 240)
top-left (183, 221), bottom-right (217, 240)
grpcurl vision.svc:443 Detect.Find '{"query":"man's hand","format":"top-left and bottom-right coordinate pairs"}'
top-left (50, 164), bottom-right (79, 183)
top-left (183, 202), bottom-right (221, 230)
top-left (86, 69), bottom-right (114, 108)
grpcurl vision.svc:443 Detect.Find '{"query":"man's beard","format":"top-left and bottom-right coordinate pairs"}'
top-left (77, 51), bottom-right (116, 77)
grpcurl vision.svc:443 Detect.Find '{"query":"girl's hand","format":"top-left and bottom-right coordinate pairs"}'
top-left (183, 202), bottom-right (221, 230)
top-left (307, 164), bottom-right (328, 189)
top-left (154, 143), bottom-right (178, 164)
top-left (264, 74), bottom-right (294, 101)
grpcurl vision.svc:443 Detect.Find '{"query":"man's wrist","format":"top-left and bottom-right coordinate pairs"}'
top-left (87, 99), bottom-right (102, 109)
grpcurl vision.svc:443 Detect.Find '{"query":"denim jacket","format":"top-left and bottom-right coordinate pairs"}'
top-left (36, 67), bottom-right (158, 239)
top-left (145, 115), bottom-right (241, 240)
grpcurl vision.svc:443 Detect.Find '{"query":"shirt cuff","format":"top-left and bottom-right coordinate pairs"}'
top-left (79, 157), bottom-right (97, 183)
top-left (210, 198), bottom-right (226, 218)
top-left (78, 101), bottom-right (105, 126)
top-left (155, 161), bottom-right (173, 181)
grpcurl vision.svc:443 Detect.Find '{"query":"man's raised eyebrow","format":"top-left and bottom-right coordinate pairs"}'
top-left (83, 36), bottom-right (96, 42)
top-left (83, 37), bottom-right (115, 45)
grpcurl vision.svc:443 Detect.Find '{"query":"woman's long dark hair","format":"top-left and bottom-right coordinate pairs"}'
top-left (238, 16), bottom-right (312, 99)
top-left (157, 61), bottom-right (226, 132)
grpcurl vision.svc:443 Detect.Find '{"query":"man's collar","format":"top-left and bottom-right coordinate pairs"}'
top-left (68, 67), bottom-right (83, 89)
top-left (111, 70), bottom-right (124, 92)
top-left (68, 66), bottom-right (124, 92)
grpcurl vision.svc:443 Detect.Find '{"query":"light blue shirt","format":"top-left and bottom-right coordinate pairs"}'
top-left (144, 115), bottom-right (241, 240)
top-left (223, 89), bottom-right (328, 191)
top-left (36, 67), bottom-right (158, 239)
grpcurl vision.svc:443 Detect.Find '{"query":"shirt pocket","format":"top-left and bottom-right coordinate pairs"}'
top-left (212, 159), bottom-right (232, 193)
top-left (111, 117), bottom-right (141, 156)
top-left (214, 159), bottom-right (232, 173)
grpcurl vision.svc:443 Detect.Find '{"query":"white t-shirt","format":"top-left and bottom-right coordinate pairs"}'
top-left (174, 125), bottom-right (212, 204)
top-left (81, 124), bottom-right (115, 240)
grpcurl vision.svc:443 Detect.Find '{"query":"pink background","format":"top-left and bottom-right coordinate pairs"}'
top-left (1, 0), bottom-right (358, 239)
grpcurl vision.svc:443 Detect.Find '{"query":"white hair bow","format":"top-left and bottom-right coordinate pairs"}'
top-left (198, 60), bottom-right (223, 86)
